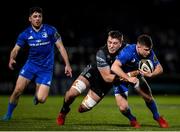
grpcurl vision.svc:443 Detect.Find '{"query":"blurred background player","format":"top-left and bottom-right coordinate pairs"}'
top-left (111, 34), bottom-right (169, 128)
top-left (1, 6), bottom-right (72, 121)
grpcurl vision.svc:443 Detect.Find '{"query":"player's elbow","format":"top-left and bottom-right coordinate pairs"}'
top-left (158, 65), bottom-right (163, 74)
top-left (160, 68), bottom-right (163, 74)
top-left (111, 64), bottom-right (116, 74)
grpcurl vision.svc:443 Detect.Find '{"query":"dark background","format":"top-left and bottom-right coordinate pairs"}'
top-left (0, 0), bottom-right (179, 95)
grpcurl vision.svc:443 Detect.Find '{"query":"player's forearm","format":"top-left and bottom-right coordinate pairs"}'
top-left (104, 74), bottom-right (117, 83)
top-left (113, 71), bottom-right (140, 83)
top-left (151, 65), bottom-right (163, 77)
top-left (112, 66), bottom-right (129, 81)
top-left (56, 41), bottom-right (71, 66)
top-left (127, 70), bottom-right (140, 77)
top-left (60, 48), bottom-right (71, 66)
top-left (10, 48), bottom-right (19, 61)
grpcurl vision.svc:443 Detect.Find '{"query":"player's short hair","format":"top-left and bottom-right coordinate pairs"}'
top-left (137, 34), bottom-right (153, 48)
top-left (108, 30), bottom-right (123, 42)
top-left (29, 6), bottom-right (43, 16)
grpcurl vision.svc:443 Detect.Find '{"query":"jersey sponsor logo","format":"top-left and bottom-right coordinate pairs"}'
top-left (96, 56), bottom-right (105, 62)
top-left (96, 56), bottom-right (107, 66)
top-left (29, 41), bottom-right (50, 46)
top-left (85, 73), bottom-right (91, 78)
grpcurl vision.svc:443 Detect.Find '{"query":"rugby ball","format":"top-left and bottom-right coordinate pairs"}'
top-left (139, 59), bottom-right (154, 73)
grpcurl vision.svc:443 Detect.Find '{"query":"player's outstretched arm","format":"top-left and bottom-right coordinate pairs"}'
top-left (8, 45), bottom-right (21, 70)
top-left (119, 70), bottom-right (140, 82)
top-left (111, 60), bottom-right (138, 84)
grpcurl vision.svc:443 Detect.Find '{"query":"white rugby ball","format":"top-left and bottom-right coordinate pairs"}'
top-left (139, 59), bottom-right (154, 73)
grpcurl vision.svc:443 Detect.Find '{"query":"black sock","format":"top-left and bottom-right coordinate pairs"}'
top-left (60, 99), bottom-right (70, 114)
top-left (33, 95), bottom-right (39, 105)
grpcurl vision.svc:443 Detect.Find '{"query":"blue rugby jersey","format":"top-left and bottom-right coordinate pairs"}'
top-left (16, 24), bottom-right (61, 70)
top-left (116, 44), bottom-right (160, 73)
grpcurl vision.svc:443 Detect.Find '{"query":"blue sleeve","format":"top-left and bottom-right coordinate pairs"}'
top-left (149, 50), bottom-right (160, 67)
top-left (50, 26), bottom-right (62, 43)
top-left (116, 47), bottom-right (131, 65)
top-left (16, 32), bottom-right (27, 48)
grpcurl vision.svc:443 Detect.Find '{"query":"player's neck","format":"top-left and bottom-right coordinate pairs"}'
top-left (32, 24), bottom-right (43, 32)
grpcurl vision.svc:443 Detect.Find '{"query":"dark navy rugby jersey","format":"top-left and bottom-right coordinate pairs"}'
top-left (96, 45), bottom-right (123, 69)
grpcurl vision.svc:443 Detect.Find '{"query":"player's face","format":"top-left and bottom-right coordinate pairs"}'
top-left (29, 12), bottom-right (43, 29)
top-left (137, 42), bottom-right (151, 58)
top-left (107, 36), bottom-right (122, 54)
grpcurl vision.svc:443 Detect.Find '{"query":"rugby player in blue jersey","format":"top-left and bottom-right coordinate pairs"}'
top-left (1, 7), bottom-right (72, 121)
top-left (111, 34), bottom-right (169, 128)
top-left (56, 30), bottom-right (139, 127)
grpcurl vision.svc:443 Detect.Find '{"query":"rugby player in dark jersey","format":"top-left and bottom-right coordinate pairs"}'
top-left (56, 30), bottom-right (139, 126)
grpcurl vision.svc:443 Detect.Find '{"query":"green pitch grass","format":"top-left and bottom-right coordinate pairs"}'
top-left (0, 95), bottom-right (180, 131)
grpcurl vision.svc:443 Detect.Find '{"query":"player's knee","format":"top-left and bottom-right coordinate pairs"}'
top-left (37, 96), bottom-right (46, 104)
top-left (119, 105), bottom-right (129, 113)
top-left (13, 88), bottom-right (24, 97)
top-left (142, 94), bottom-right (153, 102)
top-left (78, 104), bottom-right (89, 113)
top-left (72, 80), bottom-right (86, 94)
top-left (66, 90), bottom-right (79, 100)
top-left (144, 96), bottom-right (153, 102)
top-left (67, 93), bottom-right (76, 101)
top-left (78, 95), bottom-right (97, 113)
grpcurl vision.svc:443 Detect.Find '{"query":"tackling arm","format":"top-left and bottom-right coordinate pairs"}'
top-left (119, 70), bottom-right (140, 82)
top-left (127, 70), bottom-right (140, 77)
top-left (98, 66), bottom-right (116, 83)
top-left (111, 60), bottom-right (138, 84)
top-left (98, 67), bottom-right (140, 83)
top-left (111, 60), bottom-right (130, 81)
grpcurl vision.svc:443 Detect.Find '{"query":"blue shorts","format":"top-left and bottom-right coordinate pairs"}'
top-left (113, 82), bottom-right (131, 96)
top-left (114, 76), bottom-right (151, 97)
top-left (19, 62), bottom-right (53, 86)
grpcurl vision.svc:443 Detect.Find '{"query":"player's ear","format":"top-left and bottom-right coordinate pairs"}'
top-left (29, 17), bottom-right (31, 22)
top-left (137, 42), bottom-right (140, 47)
top-left (137, 42), bottom-right (142, 49)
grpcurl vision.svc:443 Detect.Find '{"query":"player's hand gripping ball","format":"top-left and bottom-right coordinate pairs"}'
top-left (139, 59), bottom-right (154, 73)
